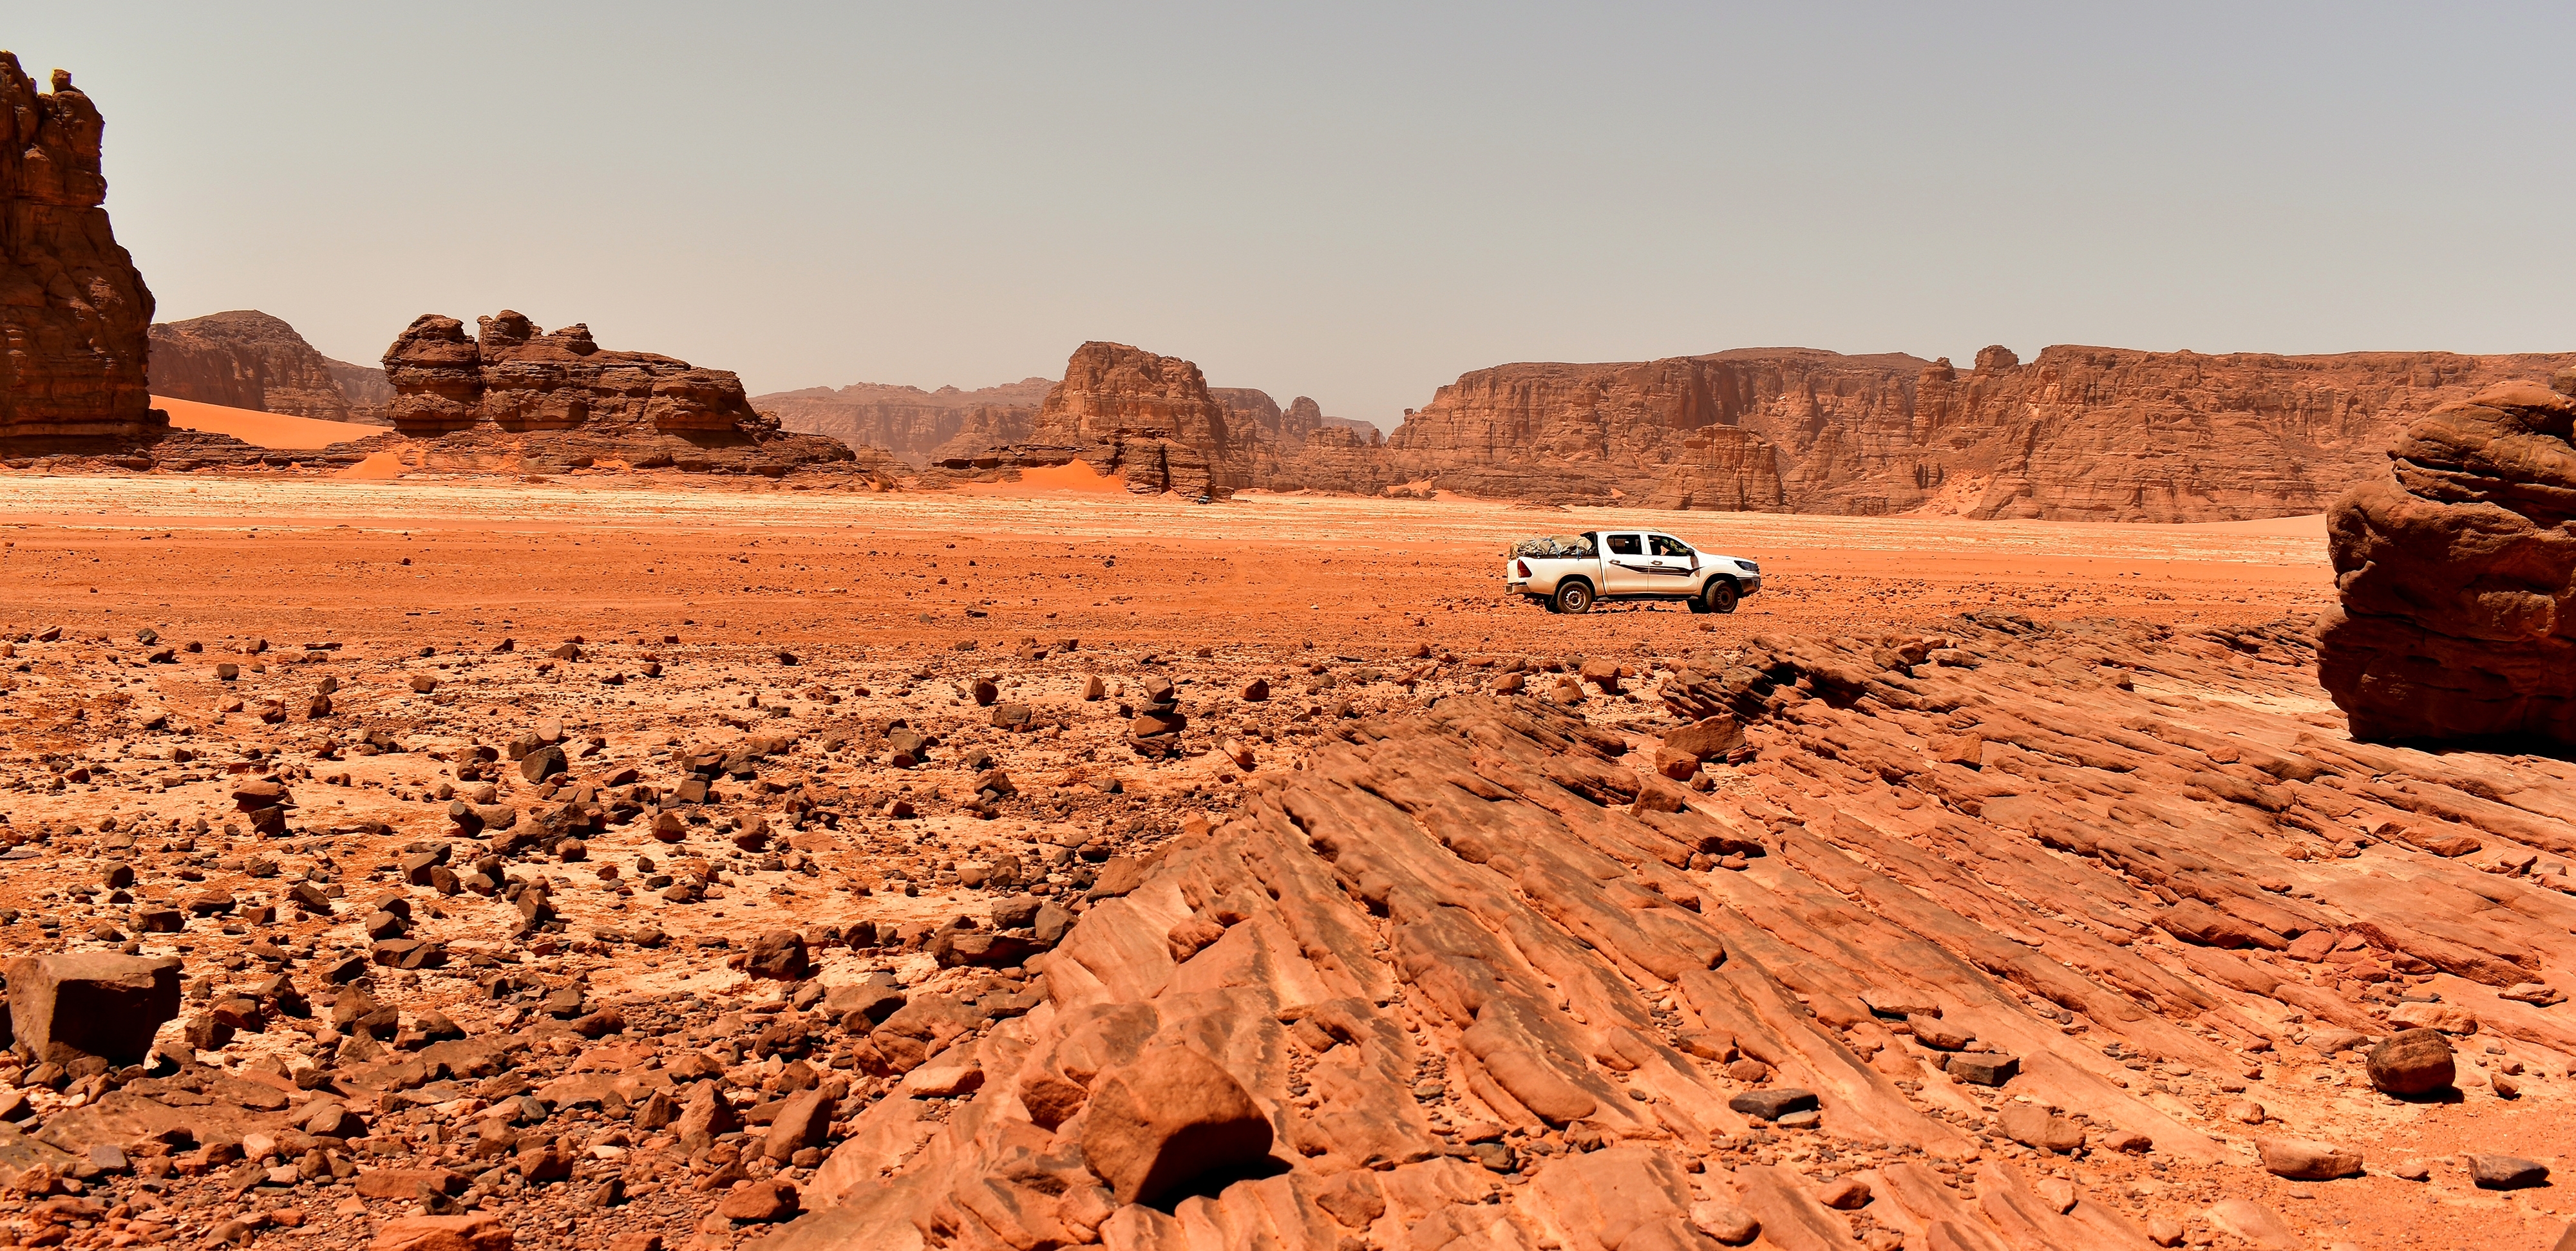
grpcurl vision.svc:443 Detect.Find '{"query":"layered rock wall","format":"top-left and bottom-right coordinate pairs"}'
top-left (1385, 345), bottom-right (2576, 520)
top-left (0, 57), bottom-right (160, 442)
top-left (147, 310), bottom-right (359, 421)
top-left (2318, 372), bottom-right (2576, 748)
top-left (761, 377), bottom-right (1049, 466)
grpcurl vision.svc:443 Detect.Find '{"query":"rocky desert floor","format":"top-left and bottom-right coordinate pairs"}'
top-left (0, 473), bottom-right (2561, 1251)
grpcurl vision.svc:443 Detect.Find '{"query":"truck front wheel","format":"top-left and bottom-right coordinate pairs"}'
top-left (1555, 582), bottom-right (1595, 614)
top-left (1702, 579), bottom-right (1739, 614)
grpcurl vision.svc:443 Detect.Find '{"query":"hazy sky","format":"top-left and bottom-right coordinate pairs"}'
top-left (16, 4), bottom-right (2575, 425)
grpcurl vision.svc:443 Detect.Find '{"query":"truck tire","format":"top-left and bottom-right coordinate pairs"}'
top-left (1555, 581), bottom-right (1595, 614)
top-left (1702, 579), bottom-right (1739, 615)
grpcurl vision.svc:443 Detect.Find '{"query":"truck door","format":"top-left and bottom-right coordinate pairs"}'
top-left (1645, 534), bottom-right (1701, 588)
top-left (1600, 532), bottom-right (1655, 593)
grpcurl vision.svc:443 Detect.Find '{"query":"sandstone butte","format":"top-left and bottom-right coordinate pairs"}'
top-left (376, 310), bottom-right (858, 476)
top-left (770, 341), bottom-right (2576, 522)
top-left (2320, 368), bottom-right (2576, 750)
top-left (0, 55), bottom-right (161, 446)
top-left (147, 309), bottom-right (392, 425)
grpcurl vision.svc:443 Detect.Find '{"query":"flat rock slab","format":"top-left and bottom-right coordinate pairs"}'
top-left (1727, 1088), bottom-right (1817, 1122)
top-left (2470, 1155), bottom-right (2551, 1189)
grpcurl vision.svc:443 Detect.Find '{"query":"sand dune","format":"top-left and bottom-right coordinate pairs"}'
top-left (153, 395), bottom-right (384, 450)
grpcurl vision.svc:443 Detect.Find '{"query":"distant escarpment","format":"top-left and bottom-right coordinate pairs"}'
top-left (1388, 345), bottom-right (2576, 520)
top-left (0, 57), bottom-right (164, 446)
top-left (760, 377), bottom-right (1051, 466)
top-left (148, 310), bottom-right (386, 424)
top-left (795, 340), bottom-right (2576, 518)
top-left (382, 311), bottom-right (853, 475)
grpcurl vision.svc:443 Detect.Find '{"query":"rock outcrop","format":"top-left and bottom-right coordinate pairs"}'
top-left (2317, 372), bottom-right (2576, 748)
top-left (0, 56), bottom-right (162, 444)
top-left (781, 613), bottom-right (2576, 1250)
top-left (380, 311), bottom-right (853, 475)
top-left (147, 310), bottom-right (368, 422)
top-left (943, 343), bottom-right (1253, 496)
top-left (761, 377), bottom-right (1050, 466)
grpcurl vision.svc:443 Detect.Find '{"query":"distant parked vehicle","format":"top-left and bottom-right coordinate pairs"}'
top-left (1505, 530), bottom-right (1761, 614)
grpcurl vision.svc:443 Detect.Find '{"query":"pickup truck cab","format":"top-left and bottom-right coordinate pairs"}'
top-left (1506, 530), bottom-right (1762, 614)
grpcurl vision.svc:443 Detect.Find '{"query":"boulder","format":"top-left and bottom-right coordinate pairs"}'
top-left (2319, 376), bottom-right (2576, 748)
top-left (2365, 1029), bottom-right (2456, 1096)
top-left (1078, 1047), bottom-right (1273, 1205)
top-left (2468, 1155), bottom-right (2549, 1190)
top-left (2257, 1137), bottom-right (2363, 1180)
top-left (1998, 1104), bottom-right (2085, 1154)
top-left (716, 1177), bottom-right (799, 1221)
top-left (1727, 1088), bottom-right (1817, 1122)
top-left (743, 931), bottom-right (810, 981)
top-left (6, 953), bottom-right (182, 1065)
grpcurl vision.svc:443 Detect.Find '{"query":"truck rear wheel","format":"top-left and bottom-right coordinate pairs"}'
top-left (1703, 579), bottom-right (1739, 615)
top-left (1555, 581), bottom-right (1594, 614)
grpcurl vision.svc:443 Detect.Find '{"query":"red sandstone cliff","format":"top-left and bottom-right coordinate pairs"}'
top-left (147, 310), bottom-right (369, 422)
top-left (757, 377), bottom-right (1049, 466)
top-left (1382, 344), bottom-right (2576, 520)
top-left (0, 57), bottom-right (160, 443)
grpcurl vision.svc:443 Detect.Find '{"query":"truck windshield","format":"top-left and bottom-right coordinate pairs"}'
top-left (1605, 534), bottom-right (1642, 556)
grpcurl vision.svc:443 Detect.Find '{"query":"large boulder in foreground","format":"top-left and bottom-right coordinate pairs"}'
top-left (2365, 1028), bottom-right (2457, 1097)
top-left (8, 952), bottom-right (182, 1065)
top-left (2318, 373), bottom-right (2576, 748)
top-left (1077, 1046), bottom-right (1274, 1205)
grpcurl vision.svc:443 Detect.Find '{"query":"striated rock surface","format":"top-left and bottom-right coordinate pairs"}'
top-left (1383, 345), bottom-right (2576, 519)
top-left (147, 310), bottom-right (365, 422)
top-left (0, 56), bottom-right (162, 444)
top-left (759, 377), bottom-right (1050, 467)
top-left (381, 311), bottom-right (852, 475)
top-left (778, 614), bottom-right (2576, 1250)
top-left (2317, 372), bottom-right (2576, 748)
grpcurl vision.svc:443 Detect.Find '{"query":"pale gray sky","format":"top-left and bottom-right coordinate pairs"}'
top-left (17, 3), bottom-right (2574, 424)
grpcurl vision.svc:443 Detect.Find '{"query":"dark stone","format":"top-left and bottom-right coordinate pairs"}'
top-left (1726, 1088), bottom-right (1817, 1121)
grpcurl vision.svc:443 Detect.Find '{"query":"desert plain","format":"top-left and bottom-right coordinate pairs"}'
top-left (0, 453), bottom-right (2566, 1251)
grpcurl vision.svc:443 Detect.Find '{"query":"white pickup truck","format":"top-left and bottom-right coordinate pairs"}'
top-left (1505, 529), bottom-right (1762, 614)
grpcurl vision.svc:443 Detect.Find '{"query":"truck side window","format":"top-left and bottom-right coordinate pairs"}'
top-left (1606, 533), bottom-right (1642, 556)
top-left (1649, 534), bottom-right (1692, 558)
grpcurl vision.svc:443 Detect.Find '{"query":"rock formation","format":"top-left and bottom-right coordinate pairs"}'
top-left (2317, 371), bottom-right (2576, 748)
top-left (760, 377), bottom-right (1050, 466)
top-left (380, 311), bottom-right (853, 474)
top-left (779, 339), bottom-right (2576, 517)
top-left (946, 343), bottom-right (1254, 496)
top-left (0, 56), bottom-right (162, 444)
top-left (147, 310), bottom-right (370, 422)
top-left (1383, 345), bottom-right (2576, 520)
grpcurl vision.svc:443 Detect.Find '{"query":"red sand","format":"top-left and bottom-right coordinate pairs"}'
top-left (153, 395), bottom-right (384, 450)
top-left (956, 459), bottom-right (1132, 496)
